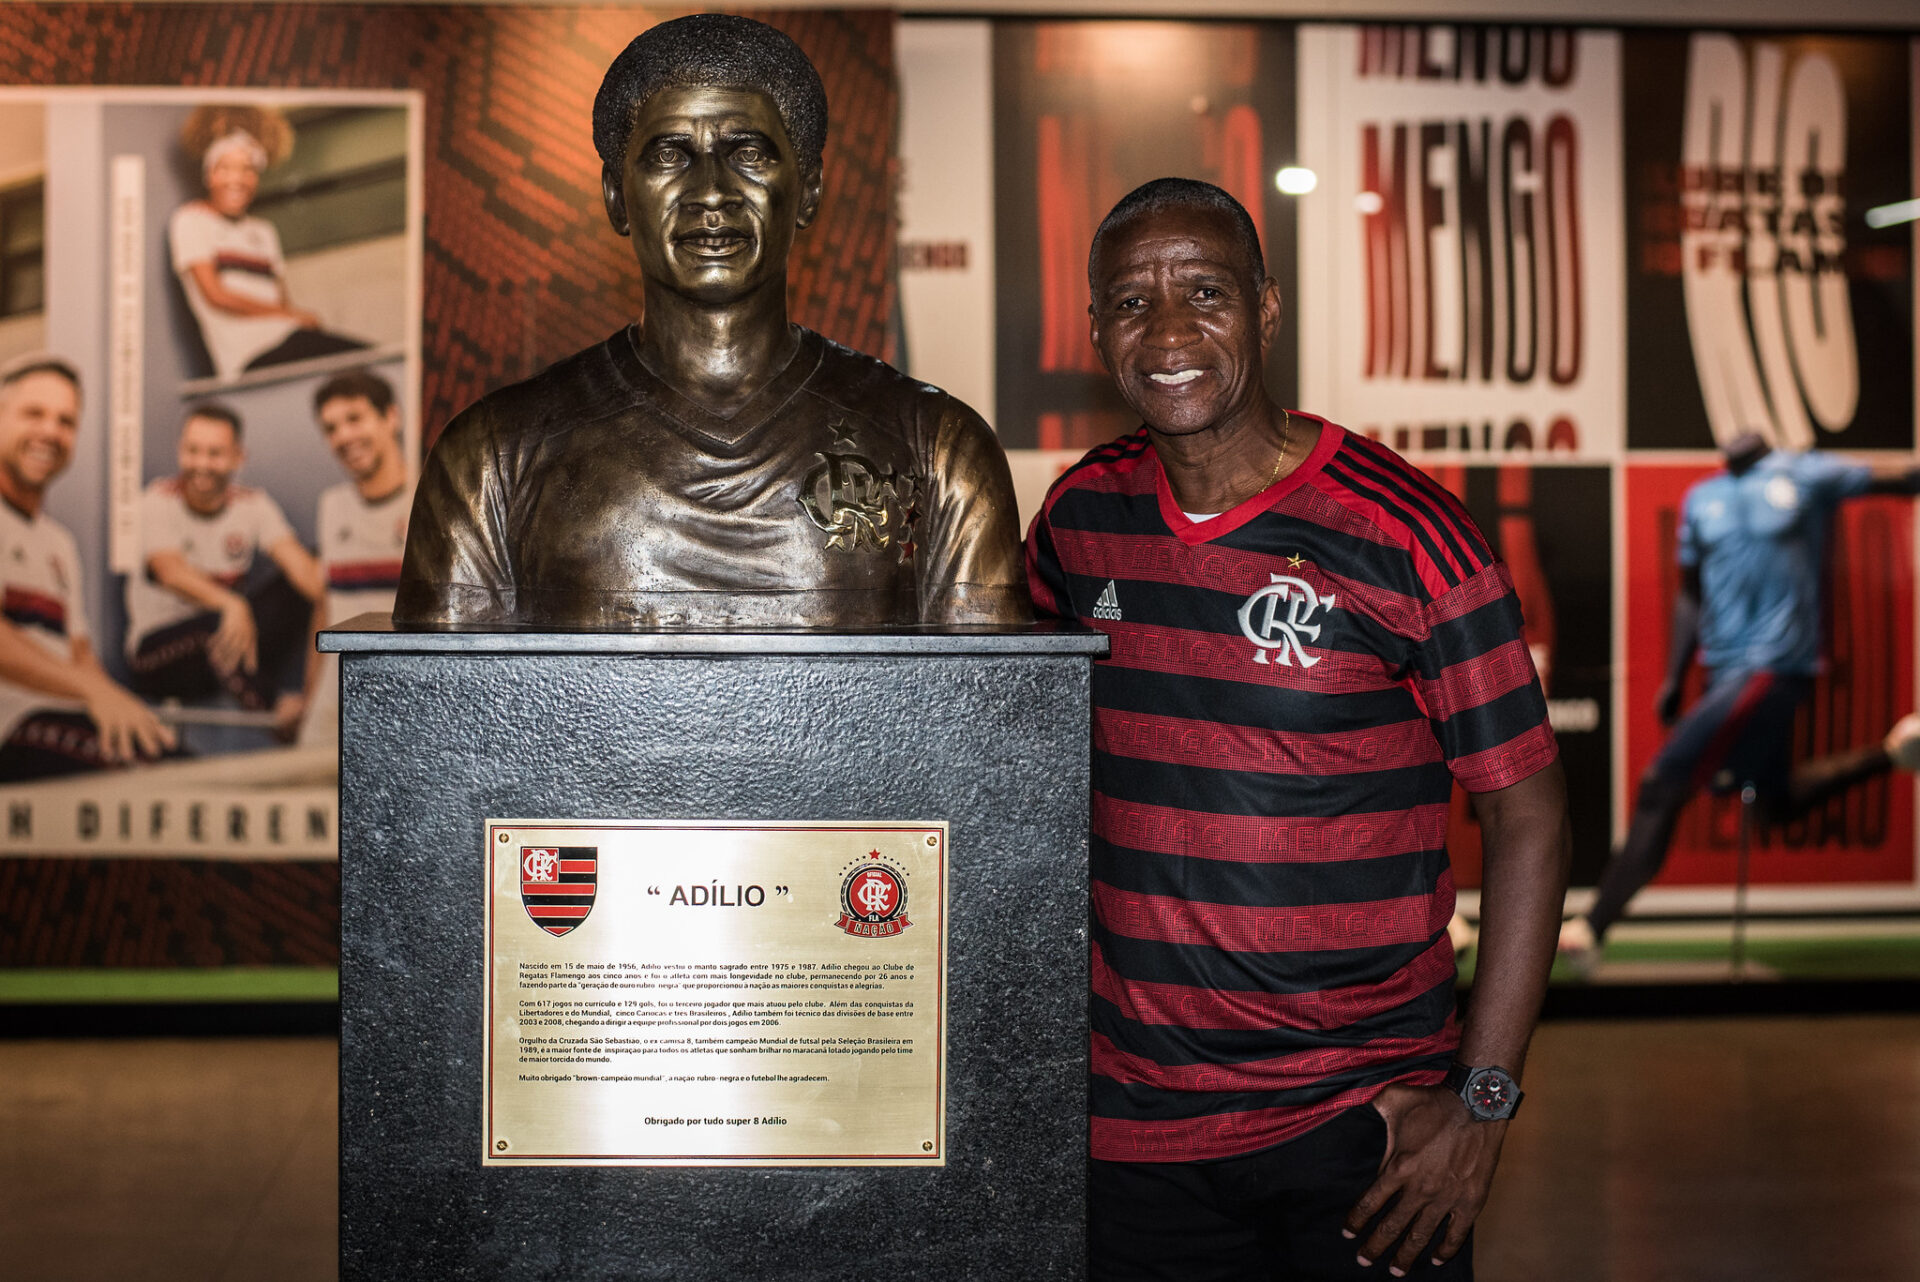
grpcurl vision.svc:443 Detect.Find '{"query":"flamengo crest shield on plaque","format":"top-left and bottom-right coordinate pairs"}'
top-left (520, 846), bottom-right (598, 936)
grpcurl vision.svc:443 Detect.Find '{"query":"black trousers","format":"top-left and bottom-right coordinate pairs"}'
top-left (0, 711), bottom-right (108, 781)
top-left (245, 327), bottom-right (367, 371)
top-left (1090, 1105), bottom-right (1474, 1282)
top-left (128, 563), bottom-right (308, 711)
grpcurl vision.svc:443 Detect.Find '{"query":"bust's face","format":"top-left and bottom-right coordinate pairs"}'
top-left (607, 83), bottom-right (820, 305)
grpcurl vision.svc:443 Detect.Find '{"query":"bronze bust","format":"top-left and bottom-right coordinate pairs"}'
top-left (394, 14), bottom-right (1029, 629)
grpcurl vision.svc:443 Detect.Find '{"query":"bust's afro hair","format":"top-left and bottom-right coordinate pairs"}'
top-left (593, 14), bottom-right (828, 176)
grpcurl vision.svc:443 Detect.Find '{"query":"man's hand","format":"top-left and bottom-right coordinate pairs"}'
top-left (81, 677), bottom-right (176, 764)
top-left (208, 597), bottom-right (259, 677)
top-left (1344, 1083), bottom-right (1505, 1275)
top-left (1655, 679), bottom-right (1684, 726)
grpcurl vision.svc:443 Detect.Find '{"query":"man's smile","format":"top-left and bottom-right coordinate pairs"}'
top-left (1148, 369), bottom-right (1208, 386)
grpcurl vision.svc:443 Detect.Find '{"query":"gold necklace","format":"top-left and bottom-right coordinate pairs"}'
top-left (1261, 410), bottom-right (1295, 492)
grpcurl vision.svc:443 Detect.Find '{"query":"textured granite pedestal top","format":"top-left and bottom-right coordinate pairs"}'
top-left (321, 613), bottom-right (1109, 657)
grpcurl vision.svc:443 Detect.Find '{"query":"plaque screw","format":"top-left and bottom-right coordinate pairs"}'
top-left (498, 832), bottom-right (510, 843)
top-left (496, 1140), bottom-right (508, 1151)
top-left (925, 835), bottom-right (937, 847)
top-left (922, 1140), bottom-right (934, 1151)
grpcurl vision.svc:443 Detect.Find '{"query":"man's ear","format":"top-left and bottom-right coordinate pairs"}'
top-left (795, 164), bottom-right (823, 230)
top-left (1257, 276), bottom-right (1283, 356)
top-left (602, 163), bottom-right (630, 237)
top-left (1087, 304), bottom-right (1112, 374)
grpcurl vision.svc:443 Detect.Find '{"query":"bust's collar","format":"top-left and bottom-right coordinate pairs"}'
top-left (612, 324), bottom-right (824, 451)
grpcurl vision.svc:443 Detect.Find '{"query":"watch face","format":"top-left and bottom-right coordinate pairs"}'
top-left (1465, 1068), bottom-right (1516, 1119)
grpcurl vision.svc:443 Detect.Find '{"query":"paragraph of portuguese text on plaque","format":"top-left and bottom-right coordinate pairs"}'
top-left (483, 821), bottom-right (948, 1167)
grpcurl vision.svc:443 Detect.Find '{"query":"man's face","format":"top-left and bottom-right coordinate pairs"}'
top-left (318, 395), bottom-right (401, 483)
top-left (206, 151), bottom-right (260, 219)
top-left (604, 84), bottom-right (820, 305)
top-left (0, 371), bottom-right (79, 500)
top-left (177, 415), bottom-right (243, 514)
top-left (1088, 207), bottom-right (1281, 439)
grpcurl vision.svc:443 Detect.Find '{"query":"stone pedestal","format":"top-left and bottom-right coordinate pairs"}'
top-left (320, 621), bottom-right (1106, 1280)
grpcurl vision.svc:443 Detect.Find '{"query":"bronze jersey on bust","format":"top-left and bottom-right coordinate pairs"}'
top-left (393, 325), bottom-right (1031, 629)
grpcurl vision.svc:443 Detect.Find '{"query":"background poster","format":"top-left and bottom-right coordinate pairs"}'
top-left (1623, 463), bottom-right (1916, 891)
top-left (990, 20), bottom-right (1297, 453)
top-left (1297, 24), bottom-right (1624, 464)
top-left (1427, 464), bottom-right (1613, 890)
top-left (0, 87), bottom-right (421, 973)
top-left (1624, 32), bottom-right (1913, 453)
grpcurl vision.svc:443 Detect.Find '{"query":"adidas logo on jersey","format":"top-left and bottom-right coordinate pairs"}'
top-left (1092, 580), bottom-right (1122, 621)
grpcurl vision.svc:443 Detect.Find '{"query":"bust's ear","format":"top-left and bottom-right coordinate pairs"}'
top-left (795, 164), bottom-right (823, 231)
top-left (602, 163), bottom-right (630, 237)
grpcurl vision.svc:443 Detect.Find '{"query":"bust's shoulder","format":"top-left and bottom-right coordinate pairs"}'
top-left (437, 333), bottom-right (635, 456)
top-left (807, 330), bottom-right (983, 431)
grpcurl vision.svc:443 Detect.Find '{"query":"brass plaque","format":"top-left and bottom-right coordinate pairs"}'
top-left (482, 820), bottom-right (948, 1166)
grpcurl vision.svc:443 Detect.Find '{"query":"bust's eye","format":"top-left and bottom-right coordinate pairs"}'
top-left (645, 144), bottom-right (685, 168)
top-left (732, 145), bottom-right (769, 165)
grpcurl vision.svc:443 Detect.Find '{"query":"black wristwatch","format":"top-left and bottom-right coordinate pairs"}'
top-left (1443, 1063), bottom-right (1523, 1122)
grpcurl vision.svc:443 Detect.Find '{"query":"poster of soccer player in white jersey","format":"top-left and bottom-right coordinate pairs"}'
top-left (0, 87), bottom-right (421, 864)
top-left (1295, 24), bottom-right (1625, 465)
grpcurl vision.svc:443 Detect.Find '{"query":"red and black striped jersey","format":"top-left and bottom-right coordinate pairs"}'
top-left (1026, 415), bottom-right (1557, 1163)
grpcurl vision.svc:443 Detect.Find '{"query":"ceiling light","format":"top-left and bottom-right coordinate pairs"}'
top-left (1274, 166), bottom-right (1317, 195)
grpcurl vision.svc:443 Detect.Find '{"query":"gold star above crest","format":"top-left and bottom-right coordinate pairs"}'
top-left (1286, 553), bottom-right (1305, 569)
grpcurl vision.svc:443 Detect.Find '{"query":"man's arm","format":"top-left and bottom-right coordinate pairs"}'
top-left (266, 533), bottom-right (325, 603)
top-left (1344, 761), bottom-right (1571, 1274)
top-left (183, 261), bottom-right (319, 328)
top-left (146, 549), bottom-right (259, 676)
top-left (0, 622), bottom-right (175, 762)
top-left (1656, 565), bottom-right (1701, 726)
top-left (1862, 462), bottom-right (1920, 496)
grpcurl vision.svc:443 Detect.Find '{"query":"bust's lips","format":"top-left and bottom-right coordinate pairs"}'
top-left (675, 227), bottom-right (752, 257)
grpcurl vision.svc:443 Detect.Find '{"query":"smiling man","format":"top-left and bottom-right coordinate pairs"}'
top-left (125, 403), bottom-right (322, 726)
top-left (298, 368), bottom-right (412, 745)
top-left (0, 355), bottom-right (173, 778)
top-left (395, 14), bottom-right (1027, 629)
top-left (1026, 179), bottom-right (1570, 1280)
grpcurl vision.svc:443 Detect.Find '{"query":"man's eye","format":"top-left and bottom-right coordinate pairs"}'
top-left (1195, 287), bottom-right (1223, 301)
top-left (1117, 297), bottom-right (1146, 312)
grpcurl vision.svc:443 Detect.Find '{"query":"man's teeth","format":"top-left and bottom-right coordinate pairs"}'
top-left (1149, 370), bottom-right (1204, 385)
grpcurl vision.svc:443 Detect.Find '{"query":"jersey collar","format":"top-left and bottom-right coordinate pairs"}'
top-left (1153, 412), bottom-right (1339, 545)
